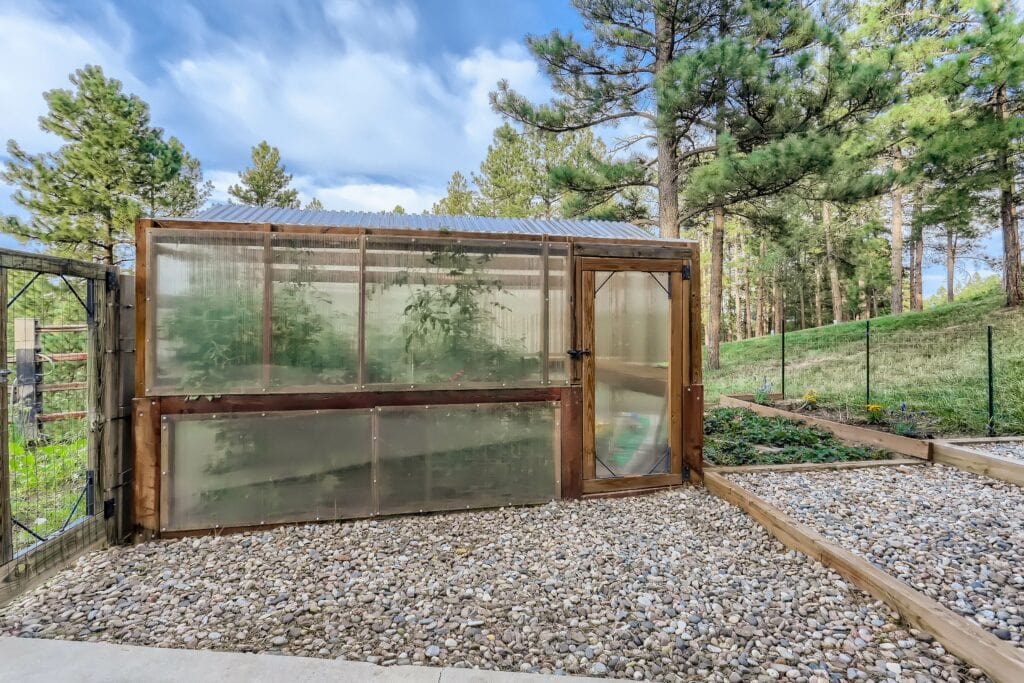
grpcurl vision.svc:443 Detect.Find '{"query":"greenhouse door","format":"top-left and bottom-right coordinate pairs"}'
top-left (578, 258), bottom-right (687, 494)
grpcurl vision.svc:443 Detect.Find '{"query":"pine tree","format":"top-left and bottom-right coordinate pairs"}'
top-left (913, 1), bottom-right (1024, 306)
top-left (392, 205), bottom-right (406, 214)
top-left (228, 141), bottom-right (300, 208)
top-left (492, 0), bottom-right (725, 239)
top-left (431, 172), bottom-right (475, 215)
top-left (304, 197), bottom-right (325, 211)
top-left (2, 65), bottom-right (199, 264)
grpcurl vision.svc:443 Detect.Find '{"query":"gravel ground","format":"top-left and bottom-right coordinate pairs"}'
top-left (730, 464), bottom-right (1024, 650)
top-left (1, 488), bottom-right (984, 682)
top-left (960, 441), bottom-right (1024, 462)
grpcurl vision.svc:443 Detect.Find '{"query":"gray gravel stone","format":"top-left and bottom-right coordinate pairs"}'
top-left (730, 464), bottom-right (1024, 650)
top-left (0, 488), bottom-right (986, 680)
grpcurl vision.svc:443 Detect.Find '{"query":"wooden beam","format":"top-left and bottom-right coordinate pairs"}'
top-left (682, 385), bottom-right (704, 483)
top-left (580, 270), bottom-right (596, 481)
top-left (131, 397), bottom-right (160, 537)
top-left (688, 255), bottom-right (702, 386)
top-left (706, 457), bottom-right (923, 475)
top-left (158, 387), bottom-right (563, 415)
top-left (719, 395), bottom-right (931, 459)
top-left (559, 386), bottom-right (583, 499)
top-left (0, 247), bottom-right (113, 281)
top-left (930, 441), bottom-right (1024, 487)
top-left (0, 268), bottom-right (10, 565)
top-left (704, 471), bottom-right (1024, 683)
top-left (582, 472), bottom-right (681, 494)
top-left (571, 243), bottom-right (693, 259)
top-left (578, 256), bottom-right (683, 272)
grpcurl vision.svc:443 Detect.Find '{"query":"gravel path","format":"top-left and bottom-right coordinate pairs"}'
top-left (1, 489), bottom-right (983, 682)
top-left (730, 464), bottom-right (1024, 650)
top-left (961, 441), bottom-right (1024, 463)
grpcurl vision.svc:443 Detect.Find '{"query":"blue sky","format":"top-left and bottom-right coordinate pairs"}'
top-left (0, 0), bottom-right (998, 298)
top-left (0, 0), bottom-right (582, 216)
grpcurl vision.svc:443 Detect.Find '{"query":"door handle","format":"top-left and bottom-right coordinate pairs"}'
top-left (567, 349), bottom-right (591, 360)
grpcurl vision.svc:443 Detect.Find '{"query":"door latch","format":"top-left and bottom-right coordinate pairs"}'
top-left (567, 349), bottom-right (591, 360)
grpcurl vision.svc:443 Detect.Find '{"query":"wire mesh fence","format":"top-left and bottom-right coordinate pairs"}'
top-left (706, 314), bottom-right (1024, 437)
top-left (6, 269), bottom-right (92, 556)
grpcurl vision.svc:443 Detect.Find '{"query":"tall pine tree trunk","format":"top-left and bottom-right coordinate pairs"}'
top-left (823, 203), bottom-right (844, 322)
top-left (744, 244), bottom-right (753, 338)
top-left (707, 206), bottom-right (725, 368)
top-left (997, 84), bottom-right (1023, 306)
top-left (773, 266), bottom-right (783, 334)
top-left (798, 267), bottom-right (806, 330)
top-left (913, 236), bottom-right (924, 310)
top-left (946, 229), bottom-right (956, 303)
top-left (756, 239), bottom-right (767, 336)
top-left (813, 263), bottom-right (823, 327)
top-left (654, 12), bottom-right (679, 240)
top-left (731, 243), bottom-right (744, 341)
top-left (890, 150), bottom-right (904, 314)
top-left (858, 277), bottom-right (868, 320)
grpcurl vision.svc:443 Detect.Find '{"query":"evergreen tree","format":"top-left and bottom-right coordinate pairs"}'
top-left (913, 1), bottom-right (1024, 305)
top-left (392, 204), bottom-right (407, 214)
top-left (304, 197), bottom-right (325, 211)
top-left (431, 172), bottom-right (475, 215)
top-left (2, 65), bottom-right (200, 264)
top-left (492, 0), bottom-right (724, 239)
top-left (228, 141), bottom-right (300, 208)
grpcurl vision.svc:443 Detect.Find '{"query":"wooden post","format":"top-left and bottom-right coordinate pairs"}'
top-left (0, 268), bottom-right (12, 564)
top-left (132, 397), bottom-right (161, 538)
top-left (98, 274), bottom-right (123, 544)
top-left (13, 317), bottom-right (42, 442)
top-left (559, 386), bottom-right (583, 499)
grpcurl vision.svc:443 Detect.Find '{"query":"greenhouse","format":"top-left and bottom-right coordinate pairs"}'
top-left (132, 205), bottom-right (704, 536)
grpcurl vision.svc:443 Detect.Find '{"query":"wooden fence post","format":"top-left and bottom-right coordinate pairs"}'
top-left (13, 317), bottom-right (41, 443)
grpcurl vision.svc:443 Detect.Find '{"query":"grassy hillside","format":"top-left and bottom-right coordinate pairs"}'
top-left (704, 287), bottom-right (1024, 436)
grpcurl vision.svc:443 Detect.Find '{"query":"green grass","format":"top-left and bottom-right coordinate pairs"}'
top-left (705, 288), bottom-right (1024, 436)
top-left (703, 407), bottom-right (891, 466)
top-left (9, 433), bottom-right (88, 553)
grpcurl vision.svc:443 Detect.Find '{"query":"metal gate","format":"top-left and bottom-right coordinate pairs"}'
top-left (0, 248), bottom-right (130, 602)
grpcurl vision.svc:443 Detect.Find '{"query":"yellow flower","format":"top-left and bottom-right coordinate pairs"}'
top-left (865, 403), bottom-right (883, 414)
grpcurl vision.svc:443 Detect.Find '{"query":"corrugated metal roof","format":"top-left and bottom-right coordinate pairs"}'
top-left (179, 204), bottom-right (657, 240)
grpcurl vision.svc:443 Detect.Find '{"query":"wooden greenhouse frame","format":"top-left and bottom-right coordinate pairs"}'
top-left (132, 216), bottom-right (704, 537)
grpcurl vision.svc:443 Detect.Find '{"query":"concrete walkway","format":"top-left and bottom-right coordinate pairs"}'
top-left (0, 636), bottom-right (607, 682)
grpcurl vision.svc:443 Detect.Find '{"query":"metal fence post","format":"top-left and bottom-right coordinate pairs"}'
top-left (865, 319), bottom-right (871, 406)
top-left (987, 325), bottom-right (995, 436)
top-left (781, 321), bottom-right (786, 399)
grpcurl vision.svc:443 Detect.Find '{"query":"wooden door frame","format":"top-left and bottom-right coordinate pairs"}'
top-left (577, 257), bottom-right (688, 494)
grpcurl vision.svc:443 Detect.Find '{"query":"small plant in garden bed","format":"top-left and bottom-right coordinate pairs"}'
top-left (703, 407), bottom-right (890, 467)
top-left (752, 377), bottom-right (773, 405)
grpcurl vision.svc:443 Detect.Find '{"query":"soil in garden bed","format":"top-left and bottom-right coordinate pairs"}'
top-left (704, 407), bottom-right (892, 467)
top-left (771, 399), bottom-right (942, 439)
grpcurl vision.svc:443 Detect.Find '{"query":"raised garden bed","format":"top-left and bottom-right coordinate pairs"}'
top-left (725, 464), bottom-right (1024, 660)
top-left (719, 395), bottom-right (932, 459)
top-left (703, 406), bottom-right (895, 468)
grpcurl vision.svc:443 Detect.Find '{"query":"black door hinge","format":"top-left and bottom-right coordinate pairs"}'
top-left (104, 498), bottom-right (116, 519)
top-left (567, 349), bottom-right (591, 360)
top-left (682, 265), bottom-right (691, 281)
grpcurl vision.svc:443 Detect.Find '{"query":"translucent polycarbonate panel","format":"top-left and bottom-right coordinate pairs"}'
top-left (364, 236), bottom-right (546, 387)
top-left (163, 410), bottom-right (373, 531)
top-left (547, 245), bottom-right (570, 384)
top-left (150, 230), bottom-right (265, 394)
top-left (270, 233), bottom-right (360, 389)
top-left (376, 402), bottom-right (559, 514)
top-left (593, 270), bottom-right (671, 479)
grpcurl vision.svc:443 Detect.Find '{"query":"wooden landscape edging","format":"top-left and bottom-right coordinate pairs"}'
top-left (704, 471), bottom-right (1024, 683)
top-left (719, 395), bottom-right (931, 459)
top-left (705, 457), bottom-right (922, 475)
top-left (930, 441), bottom-right (1024, 487)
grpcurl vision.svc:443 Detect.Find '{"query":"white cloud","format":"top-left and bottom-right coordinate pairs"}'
top-left (1, 0), bottom-right (551, 219)
top-left (0, 3), bottom-right (137, 152)
top-left (167, 37), bottom-right (545, 185)
top-left (323, 0), bottom-right (418, 49)
top-left (205, 169), bottom-right (440, 214)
